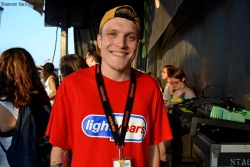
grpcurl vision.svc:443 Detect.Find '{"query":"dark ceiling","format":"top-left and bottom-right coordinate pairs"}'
top-left (44, 0), bottom-right (144, 28)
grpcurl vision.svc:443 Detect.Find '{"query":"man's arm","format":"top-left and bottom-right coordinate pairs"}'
top-left (50, 146), bottom-right (69, 167)
top-left (149, 144), bottom-right (160, 167)
top-left (159, 140), bottom-right (172, 162)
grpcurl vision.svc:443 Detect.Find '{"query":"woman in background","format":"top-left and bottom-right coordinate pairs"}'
top-left (161, 65), bottom-right (175, 106)
top-left (167, 67), bottom-right (196, 167)
top-left (60, 54), bottom-right (88, 165)
top-left (168, 67), bottom-right (196, 106)
top-left (0, 47), bottom-right (51, 166)
top-left (60, 54), bottom-right (88, 81)
top-left (41, 62), bottom-right (59, 105)
top-left (84, 49), bottom-right (101, 67)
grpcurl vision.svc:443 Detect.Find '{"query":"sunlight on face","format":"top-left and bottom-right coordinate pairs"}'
top-left (97, 18), bottom-right (139, 72)
top-left (161, 67), bottom-right (168, 80)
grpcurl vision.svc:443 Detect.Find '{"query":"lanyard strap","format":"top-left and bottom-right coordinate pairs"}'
top-left (95, 64), bottom-right (136, 146)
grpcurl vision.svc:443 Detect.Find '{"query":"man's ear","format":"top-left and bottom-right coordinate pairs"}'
top-left (97, 34), bottom-right (102, 50)
top-left (182, 77), bottom-right (186, 82)
top-left (135, 40), bottom-right (140, 56)
top-left (137, 40), bottom-right (141, 48)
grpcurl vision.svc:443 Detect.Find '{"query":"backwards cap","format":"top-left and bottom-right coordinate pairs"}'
top-left (96, 5), bottom-right (141, 56)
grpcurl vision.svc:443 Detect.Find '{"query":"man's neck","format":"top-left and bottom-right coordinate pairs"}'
top-left (100, 64), bottom-right (131, 82)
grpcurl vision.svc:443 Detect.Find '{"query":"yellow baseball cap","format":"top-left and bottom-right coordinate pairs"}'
top-left (96, 5), bottom-right (141, 56)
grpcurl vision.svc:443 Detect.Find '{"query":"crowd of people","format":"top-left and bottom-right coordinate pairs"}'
top-left (0, 5), bottom-right (197, 167)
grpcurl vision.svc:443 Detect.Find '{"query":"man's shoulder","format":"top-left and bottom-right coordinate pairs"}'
top-left (66, 66), bottom-right (95, 79)
top-left (134, 69), bottom-right (156, 83)
top-left (134, 69), bottom-right (161, 91)
top-left (59, 66), bottom-right (95, 88)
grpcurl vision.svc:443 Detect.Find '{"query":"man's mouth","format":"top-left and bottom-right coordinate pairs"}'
top-left (112, 51), bottom-right (126, 57)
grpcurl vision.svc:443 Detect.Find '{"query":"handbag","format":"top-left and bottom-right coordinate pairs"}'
top-left (1, 97), bottom-right (51, 167)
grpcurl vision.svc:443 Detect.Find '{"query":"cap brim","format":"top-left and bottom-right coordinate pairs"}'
top-left (97, 5), bottom-right (140, 56)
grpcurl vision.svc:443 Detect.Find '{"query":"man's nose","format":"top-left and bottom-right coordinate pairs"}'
top-left (115, 35), bottom-right (127, 49)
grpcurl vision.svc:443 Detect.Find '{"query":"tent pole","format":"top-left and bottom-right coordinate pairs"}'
top-left (60, 26), bottom-right (68, 59)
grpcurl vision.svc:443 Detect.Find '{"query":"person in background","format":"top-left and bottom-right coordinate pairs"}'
top-left (0, 47), bottom-right (51, 166)
top-left (168, 67), bottom-right (196, 106)
top-left (167, 67), bottom-right (196, 167)
top-left (46, 5), bottom-right (172, 167)
top-left (60, 53), bottom-right (88, 164)
top-left (60, 54), bottom-right (88, 81)
top-left (159, 65), bottom-right (175, 167)
top-left (41, 62), bottom-right (59, 105)
top-left (84, 49), bottom-right (101, 67)
top-left (161, 65), bottom-right (175, 106)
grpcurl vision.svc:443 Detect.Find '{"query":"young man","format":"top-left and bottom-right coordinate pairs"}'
top-left (46, 5), bottom-right (172, 167)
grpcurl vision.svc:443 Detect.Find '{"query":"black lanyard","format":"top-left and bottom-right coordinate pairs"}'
top-left (95, 64), bottom-right (136, 146)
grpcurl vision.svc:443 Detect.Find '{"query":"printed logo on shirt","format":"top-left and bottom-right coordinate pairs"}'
top-left (81, 114), bottom-right (147, 143)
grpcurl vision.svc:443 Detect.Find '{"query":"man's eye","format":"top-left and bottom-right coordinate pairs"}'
top-left (127, 35), bottom-right (137, 41)
top-left (107, 32), bottom-right (116, 37)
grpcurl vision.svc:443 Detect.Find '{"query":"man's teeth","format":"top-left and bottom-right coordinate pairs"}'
top-left (113, 52), bottom-right (125, 56)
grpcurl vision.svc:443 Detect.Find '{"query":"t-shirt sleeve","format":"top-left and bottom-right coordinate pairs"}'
top-left (45, 83), bottom-right (71, 149)
top-left (150, 89), bottom-right (173, 145)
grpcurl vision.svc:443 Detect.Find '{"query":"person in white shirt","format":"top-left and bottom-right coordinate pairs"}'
top-left (41, 62), bottom-right (59, 105)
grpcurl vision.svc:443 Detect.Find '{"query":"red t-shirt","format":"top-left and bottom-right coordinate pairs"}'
top-left (46, 65), bottom-right (172, 166)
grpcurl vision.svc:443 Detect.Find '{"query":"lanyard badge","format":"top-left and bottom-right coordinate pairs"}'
top-left (96, 64), bottom-right (136, 167)
top-left (113, 145), bottom-right (132, 167)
